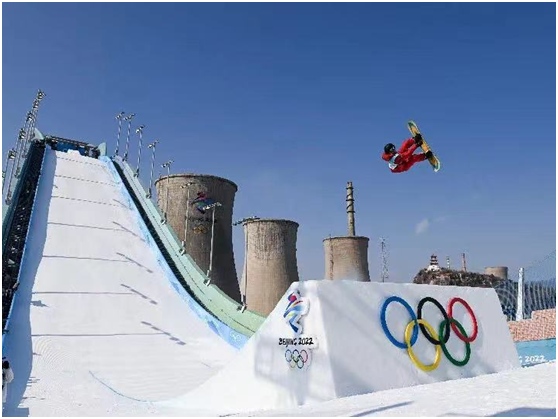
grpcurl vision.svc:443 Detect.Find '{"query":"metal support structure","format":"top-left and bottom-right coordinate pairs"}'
top-left (242, 221), bottom-right (248, 306)
top-left (6, 129), bottom-right (27, 204)
top-left (516, 267), bottom-right (524, 321)
top-left (24, 90), bottom-right (45, 156)
top-left (114, 111), bottom-right (125, 155)
top-left (20, 111), bottom-right (34, 157)
top-left (20, 91), bottom-right (44, 161)
top-left (232, 216), bottom-right (260, 226)
top-left (346, 181), bottom-right (355, 236)
top-left (179, 182), bottom-right (195, 255)
top-left (123, 113), bottom-right (135, 161)
top-left (146, 140), bottom-right (159, 199)
top-left (14, 112), bottom-right (35, 179)
top-left (135, 125), bottom-right (145, 176)
top-left (25, 100), bottom-right (40, 156)
top-left (204, 202), bottom-right (222, 281)
top-left (4, 128), bottom-right (24, 203)
top-left (380, 237), bottom-right (389, 283)
top-left (2, 149), bottom-right (16, 194)
top-left (161, 160), bottom-right (173, 222)
top-left (6, 90), bottom-right (45, 204)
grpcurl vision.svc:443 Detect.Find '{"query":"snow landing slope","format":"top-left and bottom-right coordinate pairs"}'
top-left (236, 362), bottom-right (555, 417)
top-left (2, 149), bottom-right (235, 416)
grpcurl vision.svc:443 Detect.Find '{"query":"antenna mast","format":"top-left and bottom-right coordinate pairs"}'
top-left (346, 181), bottom-right (355, 236)
top-left (380, 237), bottom-right (389, 283)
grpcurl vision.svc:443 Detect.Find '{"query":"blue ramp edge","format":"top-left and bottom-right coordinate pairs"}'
top-left (100, 156), bottom-right (248, 350)
top-left (515, 338), bottom-right (556, 367)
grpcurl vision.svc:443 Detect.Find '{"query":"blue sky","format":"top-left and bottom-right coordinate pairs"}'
top-left (3, 3), bottom-right (555, 282)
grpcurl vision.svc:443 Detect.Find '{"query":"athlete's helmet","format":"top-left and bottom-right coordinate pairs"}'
top-left (384, 143), bottom-right (396, 154)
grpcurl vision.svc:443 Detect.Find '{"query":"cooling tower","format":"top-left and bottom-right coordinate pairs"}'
top-left (323, 236), bottom-right (371, 281)
top-left (322, 181), bottom-right (370, 282)
top-left (485, 266), bottom-right (509, 281)
top-left (155, 174), bottom-right (240, 302)
top-left (240, 219), bottom-right (299, 316)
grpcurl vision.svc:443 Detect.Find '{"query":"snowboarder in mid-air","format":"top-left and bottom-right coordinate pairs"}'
top-left (382, 134), bottom-right (433, 174)
top-left (383, 121), bottom-right (441, 173)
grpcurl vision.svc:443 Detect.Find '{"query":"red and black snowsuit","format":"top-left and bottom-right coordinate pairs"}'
top-left (382, 138), bottom-right (427, 173)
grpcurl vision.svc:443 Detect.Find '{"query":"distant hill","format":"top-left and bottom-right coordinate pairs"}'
top-left (413, 268), bottom-right (504, 288)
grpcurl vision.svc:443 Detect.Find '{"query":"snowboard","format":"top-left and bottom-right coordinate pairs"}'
top-left (407, 120), bottom-right (441, 172)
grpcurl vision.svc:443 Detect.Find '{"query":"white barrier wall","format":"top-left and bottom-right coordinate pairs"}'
top-left (164, 280), bottom-right (520, 413)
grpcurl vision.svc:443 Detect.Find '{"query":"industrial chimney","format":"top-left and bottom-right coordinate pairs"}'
top-left (485, 266), bottom-right (509, 281)
top-left (155, 173), bottom-right (240, 302)
top-left (323, 182), bottom-right (371, 282)
top-left (240, 219), bottom-right (300, 316)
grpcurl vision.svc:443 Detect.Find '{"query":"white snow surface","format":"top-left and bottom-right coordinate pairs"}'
top-left (234, 362), bottom-right (556, 417)
top-left (2, 150), bottom-right (235, 416)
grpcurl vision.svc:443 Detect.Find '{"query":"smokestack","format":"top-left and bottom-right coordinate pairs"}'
top-left (323, 236), bottom-right (370, 281)
top-left (347, 181), bottom-right (355, 236)
top-left (485, 266), bottom-right (508, 281)
top-left (446, 256), bottom-right (451, 269)
top-left (241, 219), bottom-right (299, 316)
top-left (461, 252), bottom-right (467, 272)
top-left (155, 174), bottom-right (240, 302)
top-left (323, 181), bottom-right (370, 282)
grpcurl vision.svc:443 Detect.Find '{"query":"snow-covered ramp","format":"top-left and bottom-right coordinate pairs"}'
top-left (2, 149), bottom-right (235, 416)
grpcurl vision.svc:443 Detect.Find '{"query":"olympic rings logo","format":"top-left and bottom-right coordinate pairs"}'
top-left (380, 296), bottom-right (479, 371)
top-left (193, 224), bottom-right (209, 234)
top-left (285, 348), bottom-right (310, 369)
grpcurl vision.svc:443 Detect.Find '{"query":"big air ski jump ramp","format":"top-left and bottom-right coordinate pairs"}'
top-left (2, 144), bottom-right (520, 416)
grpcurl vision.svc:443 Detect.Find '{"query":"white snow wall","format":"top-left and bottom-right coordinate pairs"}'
top-left (164, 280), bottom-right (521, 414)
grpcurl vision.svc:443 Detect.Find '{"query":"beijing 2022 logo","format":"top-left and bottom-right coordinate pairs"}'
top-left (283, 290), bottom-right (308, 335)
top-left (279, 289), bottom-right (317, 371)
top-left (381, 296), bottom-right (479, 372)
